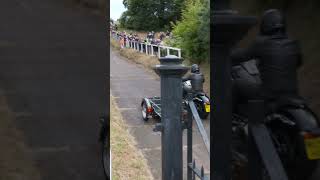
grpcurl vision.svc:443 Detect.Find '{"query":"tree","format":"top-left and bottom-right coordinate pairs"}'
top-left (169, 0), bottom-right (209, 63)
top-left (119, 0), bottom-right (185, 31)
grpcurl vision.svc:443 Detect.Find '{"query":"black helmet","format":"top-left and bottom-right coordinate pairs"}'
top-left (191, 64), bottom-right (200, 73)
top-left (260, 9), bottom-right (286, 35)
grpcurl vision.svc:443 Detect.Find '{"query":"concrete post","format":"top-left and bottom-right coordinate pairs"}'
top-left (154, 55), bottom-right (188, 180)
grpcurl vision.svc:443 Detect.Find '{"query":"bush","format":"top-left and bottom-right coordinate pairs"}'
top-left (169, 0), bottom-right (209, 64)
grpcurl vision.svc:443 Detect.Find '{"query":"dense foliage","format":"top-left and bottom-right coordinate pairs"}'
top-left (119, 0), bottom-right (185, 31)
top-left (119, 0), bottom-right (209, 64)
top-left (168, 0), bottom-right (209, 63)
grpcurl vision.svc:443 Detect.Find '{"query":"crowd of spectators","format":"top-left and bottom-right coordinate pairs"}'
top-left (111, 29), bottom-right (172, 49)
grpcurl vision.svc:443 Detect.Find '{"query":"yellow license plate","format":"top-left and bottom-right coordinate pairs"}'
top-left (305, 137), bottom-right (320, 160)
top-left (205, 104), bottom-right (210, 113)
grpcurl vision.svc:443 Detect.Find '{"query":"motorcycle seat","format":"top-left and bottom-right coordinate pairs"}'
top-left (269, 95), bottom-right (306, 111)
top-left (278, 96), bottom-right (305, 106)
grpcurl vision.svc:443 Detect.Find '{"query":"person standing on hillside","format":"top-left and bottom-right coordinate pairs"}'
top-left (120, 37), bottom-right (124, 49)
top-left (160, 32), bottom-right (165, 41)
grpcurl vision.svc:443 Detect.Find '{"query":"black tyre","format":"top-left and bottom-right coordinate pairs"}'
top-left (101, 138), bottom-right (110, 180)
top-left (99, 116), bottom-right (110, 180)
top-left (141, 101), bottom-right (150, 121)
top-left (231, 113), bottom-right (319, 180)
top-left (266, 114), bottom-right (318, 180)
top-left (194, 100), bottom-right (209, 119)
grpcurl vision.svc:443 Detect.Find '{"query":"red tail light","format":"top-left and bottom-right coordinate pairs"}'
top-left (303, 132), bottom-right (319, 139)
top-left (147, 107), bottom-right (153, 113)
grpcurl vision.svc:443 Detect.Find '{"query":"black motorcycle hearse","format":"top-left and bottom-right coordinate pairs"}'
top-left (141, 65), bottom-right (210, 122)
top-left (140, 59), bottom-right (320, 179)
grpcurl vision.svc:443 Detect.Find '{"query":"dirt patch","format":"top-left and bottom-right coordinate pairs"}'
top-left (119, 49), bottom-right (160, 76)
top-left (110, 95), bottom-right (154, 180)
top-left (0, 93), bottom-right (41, 180)
top-left (110, 39), bottom-right (160, 78)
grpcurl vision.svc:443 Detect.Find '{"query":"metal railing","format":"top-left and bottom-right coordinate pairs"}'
top-left (111, 33), bottom-right (182, 58)
top-left (153, 56), bottom-right (210, 180)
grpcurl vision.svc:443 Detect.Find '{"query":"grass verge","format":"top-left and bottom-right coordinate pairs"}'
top-left (110, 39), bottom-right (160, 77)
top-left (0, 93), bottom-right (41, 180)
top-left (110, 95), bottom-right (154, 180)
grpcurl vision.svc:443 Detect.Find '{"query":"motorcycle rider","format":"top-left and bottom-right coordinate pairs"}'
top-left (230, 10), bottom-right (320, 180)
top-left (182, 64), bottom-right (205, 94)
top-left (231, 9), bottom-right (303, 105)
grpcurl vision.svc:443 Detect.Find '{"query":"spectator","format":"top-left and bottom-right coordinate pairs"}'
top-left (166, 30), bottom-right (170, 37)
top-left (120, 37), bottom-right (124, 49)
top-left (160, 32), bottom-right (165, 41)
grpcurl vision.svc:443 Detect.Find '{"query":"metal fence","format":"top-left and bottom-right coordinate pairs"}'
top-left (111, 33), bottom-right (182, 58)
top-left (153, 56), bottom-right (210, 180)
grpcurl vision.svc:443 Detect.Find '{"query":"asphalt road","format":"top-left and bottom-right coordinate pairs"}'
top-left (0, 1), bottom-right (108, 180)
top-left (110, 48), bottom-right (210, 179)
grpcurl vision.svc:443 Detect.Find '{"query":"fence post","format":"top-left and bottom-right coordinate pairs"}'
top-left (211, 0), bottom-right (257, 179)
top-left (187, 98), bottom-right (193, 180)
top-left (248, 100), bottom-right (288, 180)
top-left (154, 55), bottom-right (188, 180)
top-left (146, 44), bottom-right (148, 55)
top-left (167, 48), bottom-right (170, 56)
top-left (158, 46), bottom-right (161, 58)
top-left (142, 43), bottom-right (144, 53)
top-left (141, 43), bottom-right (144, 53)
top-left (178, 49), bottom-right (181, 58)
top-left (151, 45), bottom-right (154, 56)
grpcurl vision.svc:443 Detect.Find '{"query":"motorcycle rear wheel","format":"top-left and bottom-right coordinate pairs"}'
top-left (102, 138), bottom-right (110, 180)
top-left (232, 113), bottom-right (319, 180)
top-left (194, 100), bottom-right (209, 119)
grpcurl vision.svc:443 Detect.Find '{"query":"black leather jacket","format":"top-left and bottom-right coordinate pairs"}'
top-left (182, 72), bottom-right (205, 93)
top-left (231, 33), bottom-right (303, 97)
